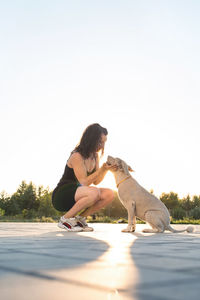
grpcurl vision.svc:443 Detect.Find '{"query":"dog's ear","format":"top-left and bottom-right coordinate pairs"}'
top-left (115, 158), bottom-right (124, 171)
top-left (116, 158), bottom-right (134, 173)
top-left (128, 165), bottom-right (134, 172)
top-left (120, 160), bottom-right (130, 174)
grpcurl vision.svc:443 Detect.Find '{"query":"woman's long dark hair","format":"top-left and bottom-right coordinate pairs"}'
top-left (72, 123), bottom-right (108, 159)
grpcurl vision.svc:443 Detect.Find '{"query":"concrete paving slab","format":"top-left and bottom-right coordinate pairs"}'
top-left (0, 222), bottom-right (200, 300)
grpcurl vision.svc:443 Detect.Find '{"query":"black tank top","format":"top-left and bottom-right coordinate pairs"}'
top-left (55, 163), bottom-right (96, 189)
top-left (56, 165), bottom-right (78, 189)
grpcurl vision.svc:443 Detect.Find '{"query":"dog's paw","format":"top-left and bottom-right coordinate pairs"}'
top-left (142, 228), bottom-right (154, 233)
top-left (122, 226), bottom-right (135, 233)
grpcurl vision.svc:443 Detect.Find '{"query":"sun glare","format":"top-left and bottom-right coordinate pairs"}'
top-left (77, 225), bottom-right (139, 294)
top-left (98, 171), bottom-right (117, 191)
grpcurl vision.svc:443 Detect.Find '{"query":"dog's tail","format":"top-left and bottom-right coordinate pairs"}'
top-left (166, 224), bottom-right (194, 233)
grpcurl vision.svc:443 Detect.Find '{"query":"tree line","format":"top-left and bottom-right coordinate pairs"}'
top-left (0, 181), bottom-right (200, 220)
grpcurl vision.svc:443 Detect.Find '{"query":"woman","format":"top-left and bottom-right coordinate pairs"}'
top-left (52, 123), bottom-right (117, 232)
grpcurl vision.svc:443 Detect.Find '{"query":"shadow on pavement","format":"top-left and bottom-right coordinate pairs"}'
top-left (0, 230), bottom-right (109, 280)
top-left (128, 230), bottom-right (200, 300)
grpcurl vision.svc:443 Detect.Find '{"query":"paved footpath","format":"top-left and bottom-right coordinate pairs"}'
top-left (0, 223), bottom-right (200, 300)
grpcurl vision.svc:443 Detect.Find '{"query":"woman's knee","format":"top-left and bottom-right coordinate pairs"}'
top-left (100, 188), bottom-right (115, 202)
top-left (89, 188), bottom-right (101, 204)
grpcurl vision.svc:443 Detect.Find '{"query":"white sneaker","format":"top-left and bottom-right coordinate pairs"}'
top-left (58, 216), bottom-right (83, 232)
top-left (75, 216), bottom-right (94, 232)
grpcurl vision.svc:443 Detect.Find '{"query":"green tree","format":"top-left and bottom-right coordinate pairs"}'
top-left (160, 192), bottom-right (179, 212)
top-left (0, 191), bottom-right (10, 211)
top-left (4, 195), bottom-right (21, 215)
top-left (191, 195), bottom-right (200, 209)
top-left (180, 195), bottom-right (193, 217)
top-left (3, 181), bottom-right (40, 216)
top-left (37, 186), bottom-right (60, 217)
top-left (0, 190), bottom-right (21, 216)
top-left (16, 181), bottom-right (40, 210)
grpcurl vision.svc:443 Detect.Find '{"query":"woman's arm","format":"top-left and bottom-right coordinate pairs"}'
top-left (93, 164), bottom-right (108, 185)
top-left (93, 154), bottom-right (108, 185)
top-left (70, 153), bottom-right (109, 186)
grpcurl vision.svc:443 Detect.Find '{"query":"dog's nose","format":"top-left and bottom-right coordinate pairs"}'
top-left (107, 155), bottom-right (113, 160)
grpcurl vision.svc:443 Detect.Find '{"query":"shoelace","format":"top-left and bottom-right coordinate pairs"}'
top-left (62, 218), bottom-right (79, 227)
top-left (76, 217), bottom-right (88, 227)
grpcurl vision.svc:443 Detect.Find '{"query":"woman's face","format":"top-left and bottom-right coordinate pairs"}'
top-left (97, 134), bottom-right (107, 151)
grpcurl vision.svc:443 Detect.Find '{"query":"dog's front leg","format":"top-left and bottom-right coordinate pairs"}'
top-left (122, 202), bottom-right (136, 233)
top-left (133, 215), bottom-right (136, 229)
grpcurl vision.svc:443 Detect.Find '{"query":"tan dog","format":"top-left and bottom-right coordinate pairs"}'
top-left (107, 156), bottom-right (193, 233)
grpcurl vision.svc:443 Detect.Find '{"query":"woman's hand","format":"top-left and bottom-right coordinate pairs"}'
top-left (102, 163), bottom-right (118, 172)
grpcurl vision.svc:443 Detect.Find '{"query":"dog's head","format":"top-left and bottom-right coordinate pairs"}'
top-left (107, 155), bottom-right (134, 174)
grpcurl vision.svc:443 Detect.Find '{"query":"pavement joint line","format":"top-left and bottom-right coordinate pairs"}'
top-left (0, 264), bottom-right (126, 293)
top-left (0, 246), bottom-right (108, 252)
top-left (1, 248), bottom-right (107, 258)
top-left (129, 261), bottom-right (200, 276)
top-left (135, 276), bottom-right (200, 290)
top-left (175, 266), bottom-right (200, 274)
top-left (0, 240), bottom-right (101, 244)
top-left (0, 244), bottom-right (108, 249)
top-left (133, 239), bottom-right (200, 244)
top-left (134, 291), bottom-right (177, 300)
top-left (0, 250), bottom-right (92, 261)
top-left (130, 252), bottom-right (200, 262)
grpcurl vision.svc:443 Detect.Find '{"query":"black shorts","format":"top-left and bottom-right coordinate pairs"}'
top-left (52, 182), bottom-right (81, 212)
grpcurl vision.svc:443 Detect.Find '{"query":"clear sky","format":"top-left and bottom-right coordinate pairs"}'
top-left (1, 0), bottom-right (200, 198)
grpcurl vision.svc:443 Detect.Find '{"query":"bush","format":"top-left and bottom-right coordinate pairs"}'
top-left (22, 209), bottom-right (38, 219)
top-left (189, 207), bottom-right (200, 220)
top-left (117, 218), bottom-right (128, 223)
top-left (0, 208), bottom-right (5, 216)
top-left (171, 218), bottom-right (200, 224)
top-left (87, 216), bottom-right (114, 223)
top-left (171, 207), bottom-right (186, 220)
top-left (40, 216), bottom-right (56, 222)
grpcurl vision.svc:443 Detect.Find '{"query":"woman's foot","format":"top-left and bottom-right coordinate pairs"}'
top-left (58, 216), bottom-right (83, 232)
top-left (75, 216), bottom-right (94, 231)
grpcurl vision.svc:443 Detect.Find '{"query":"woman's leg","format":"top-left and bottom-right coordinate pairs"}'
top-left (63, 186), bottom-right (100, 218)
top-left (80, 188), bottom-right (115, 217)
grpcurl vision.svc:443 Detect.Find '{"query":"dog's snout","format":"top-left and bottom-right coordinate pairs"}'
top-left (107, 155), bottom-right (115, 164)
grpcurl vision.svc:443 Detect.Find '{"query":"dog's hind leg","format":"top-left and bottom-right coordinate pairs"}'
top-left (121, 201), bottom-right (136, 232)
top-left (142, 211), bottom-right (165, 233)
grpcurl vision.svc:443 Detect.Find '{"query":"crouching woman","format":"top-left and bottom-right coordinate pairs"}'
top-left (52, 123), bottom-right (117, 232)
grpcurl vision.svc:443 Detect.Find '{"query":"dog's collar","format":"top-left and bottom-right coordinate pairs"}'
top-left (116, 175), bottom-right (131, 188)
